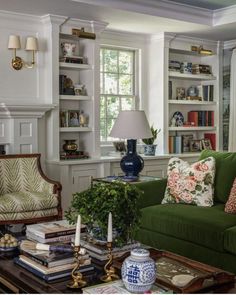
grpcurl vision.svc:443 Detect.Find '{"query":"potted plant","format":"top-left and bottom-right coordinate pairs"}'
top-left (65, 181), bottom-right (142, 246)
top-left (142, 125), bottom-right (161, 156)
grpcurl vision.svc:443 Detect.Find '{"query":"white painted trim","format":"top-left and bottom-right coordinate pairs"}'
top-left (0, 104), bottom-right (56, 119)
top-left (224, 40), bottom-right (236, 50)
top-left (165, 33), bottom-right (218, 47)
top-left (71, 0), bottom-right (212, 25)
top-left (102, 29), bottom-right (148, 43)
top-left (0, 10), bottom-right (42, 23)
top-left (213, 4), bottom-right (236, 26)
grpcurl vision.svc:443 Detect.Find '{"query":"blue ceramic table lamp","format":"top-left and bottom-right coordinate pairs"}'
top-left (109, 110), bottom-right (152, 179)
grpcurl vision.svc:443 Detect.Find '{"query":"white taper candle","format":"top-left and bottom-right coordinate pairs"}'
top-left (74, 214), bottom-right (81, 246)
top-left (107, 212), bottom-right (112, 242)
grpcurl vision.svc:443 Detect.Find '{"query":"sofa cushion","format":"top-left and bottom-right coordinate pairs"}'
top-left (162, 157), bottom-right (215, 206)
top-left (0, 192), bottom-right (58, 213)
top-left (224, 226), bottom-right (236, 255)
top-left (140, 203), bottom-right (236, 252)
top-left (199, 150), bottom-right (236, 203)
top-left (0, 208), bottom-right (58, 221)
top-left (225, 178), bottom-right (236, 214)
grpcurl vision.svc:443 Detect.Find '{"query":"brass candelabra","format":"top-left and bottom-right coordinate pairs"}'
top-left (67, 245), bottom-right (87, 289)
top-left (100, 242), bottom-right (120, 282)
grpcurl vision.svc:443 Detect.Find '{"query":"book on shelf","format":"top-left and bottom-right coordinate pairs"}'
top-left (82, 279), bottom-right (172, 294)
top-left (18, 254), bottom-right (91, 274)
top-left (59, 56), bottom-right (84, 64)
top-left (26, 220), bottom-right (86, 239)
top-left (188, 111), bottom-right (214, 127)
top-left (14, 257), bottom-right (94, 283)
top-left (80, 237), bottom-right (140, 255)
top-left (202, 85), bottom-right (214, 101)
top-left (26, 231), bottom-right (75, 244)
top-left (20, 247), bottom-right (89, 268)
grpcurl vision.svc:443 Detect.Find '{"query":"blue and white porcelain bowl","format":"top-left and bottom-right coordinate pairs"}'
top-left (121, 248), bottom-right (156, 293)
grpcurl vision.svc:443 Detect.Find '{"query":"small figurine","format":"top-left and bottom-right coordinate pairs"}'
top-left (79, 111), bottom-right (88, 127)
top-left (171, 117), bottom-right (176, 127)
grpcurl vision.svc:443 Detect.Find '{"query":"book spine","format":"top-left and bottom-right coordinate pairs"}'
top-left (26, 231), bottom-right (75, 243)
top-left (169, 136), bottom-right (174, 153)
top-left (26, 229), bottom-right (77, 239)
top-left (21, 251), bottom-right (48, 266)
top-left (14, 257), bottom-right (47, 280)
top-left (175, 136), bottom-right (182, 154)
top-left (188, 111), bottom-right (198, 126)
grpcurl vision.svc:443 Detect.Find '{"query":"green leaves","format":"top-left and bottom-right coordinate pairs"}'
top-left (65, 181), bottom-right (142, 246)
top-left (142, 125), bottom-right (161, 145)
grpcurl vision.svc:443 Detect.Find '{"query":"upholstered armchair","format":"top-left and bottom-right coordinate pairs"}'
top-left (0, 154), bottom-right (62, 224)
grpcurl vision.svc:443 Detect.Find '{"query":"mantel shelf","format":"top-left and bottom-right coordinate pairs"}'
top-left (169, 71), bottom-right (216, 80)
top-left (169, 126), bottom-right (216, 131)
top-left (169, 100), bottom-right (216, 105)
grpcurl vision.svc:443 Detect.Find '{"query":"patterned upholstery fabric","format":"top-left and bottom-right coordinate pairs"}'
top-left (0, 208), bottom-right (58, 221)
top-left (0, 157), bottom-right (54, 195)
top-left (225, 178), bottom-right (236, 213)
top-left (0, 156), bottom-right (59, 221)
top-left (0, 192), bottom-right (58, 213)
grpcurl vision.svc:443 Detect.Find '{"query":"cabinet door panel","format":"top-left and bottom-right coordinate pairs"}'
top-left (72, 169), bottom-right (98, 193)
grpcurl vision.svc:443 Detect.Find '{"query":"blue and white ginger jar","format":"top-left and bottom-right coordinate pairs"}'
top-left (121, 248), bottom-right (156, 293)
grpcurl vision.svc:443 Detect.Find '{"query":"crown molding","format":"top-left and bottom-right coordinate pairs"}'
top-left (41, 14), bottom-right (68, 26)
top-left (223, 40), bottom-right (236, 50)
top-left (102, 29), bottom-right (148, 44)
top-left (213, 4), bottom-right (236, 26)
top-left (71, 0), bottom-right (212, 26)
top-left (0, 10), bottom-right (41, 24)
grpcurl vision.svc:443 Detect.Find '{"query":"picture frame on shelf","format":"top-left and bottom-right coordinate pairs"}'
top-left (182, 134), bottom-right (194, 152)
top-left (201, 138), bottom-right (212, 150)
top-left (176, 87), bottom-right (185, 100)
top-left (60, 110), bottom-right (68, 127)
top-left (68, 110), bottom-right (80, 127)
top-left (189, 140), bottom-right (202, 152)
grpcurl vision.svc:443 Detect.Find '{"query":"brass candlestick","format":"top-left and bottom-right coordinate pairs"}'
top-left (67, 245), bottom-right (87, 289)
top-left (100, 242), bottom-right (119, 282)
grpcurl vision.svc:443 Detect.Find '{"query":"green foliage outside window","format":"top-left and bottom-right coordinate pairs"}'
top-left (100, 47), bottom-right (136, 141)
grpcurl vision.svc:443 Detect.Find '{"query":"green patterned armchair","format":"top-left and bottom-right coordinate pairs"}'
top-left (0, 154), bottom-right (62, 224)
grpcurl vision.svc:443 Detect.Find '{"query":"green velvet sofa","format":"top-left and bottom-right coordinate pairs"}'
top-left (135, 150), bottom-right (236, 274)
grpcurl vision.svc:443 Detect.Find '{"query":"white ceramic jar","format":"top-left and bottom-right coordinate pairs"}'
top-left (121, 248), bottom-right (156, 293)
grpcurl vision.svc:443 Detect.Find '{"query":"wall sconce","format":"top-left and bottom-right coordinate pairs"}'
top-left (8, 35), bottom-right (38, 70)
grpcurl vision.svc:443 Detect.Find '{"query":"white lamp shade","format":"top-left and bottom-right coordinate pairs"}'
top-left (25, 37), bottom-right (38, 51)
top-left (8, 35), bottom-right (21, 49)
top-left (109, 110), bottom-right (152, 139)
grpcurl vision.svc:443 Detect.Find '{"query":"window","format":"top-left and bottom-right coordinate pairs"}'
top-left (100, 47), bottom-right (137, 142)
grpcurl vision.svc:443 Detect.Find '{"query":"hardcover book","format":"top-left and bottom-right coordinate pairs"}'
top-left (14, 257), bottom-right (94, 282)
top-left (26, 220), bottom-right (86, 239)
top-left (26, 231), bottom-right (75, 244)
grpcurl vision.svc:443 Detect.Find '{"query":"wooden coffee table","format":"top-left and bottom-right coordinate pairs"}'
top-left (0, 248), bottom-right (235, 293)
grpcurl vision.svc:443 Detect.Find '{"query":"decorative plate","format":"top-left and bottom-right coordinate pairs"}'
top-left (172, 111), bottom-right (184, 127)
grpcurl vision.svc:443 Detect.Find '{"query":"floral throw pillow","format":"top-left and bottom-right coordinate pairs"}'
top-left (225, 178), bottom-right (236, 214)
top-left (162, 157), bottom-right (215, 207)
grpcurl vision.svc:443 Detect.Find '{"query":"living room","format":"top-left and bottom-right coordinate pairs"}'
top-left (1, 0), bottom-right (236, 293)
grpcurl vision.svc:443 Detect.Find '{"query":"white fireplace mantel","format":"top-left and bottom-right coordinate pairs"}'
top-left (0, 103), bottom-right (56, 118)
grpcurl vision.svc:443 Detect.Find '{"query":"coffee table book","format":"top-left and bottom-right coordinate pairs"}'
top-left (14, 257), bottom-right (94, 283)
top-left (20, 247), bottom-right (89, 267)
top-left (26, 231), bottom-right (75, 243)
top-left (26, 220), bottom-right (86, 239)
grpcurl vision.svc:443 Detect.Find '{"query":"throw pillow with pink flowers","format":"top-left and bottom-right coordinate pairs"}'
top-left (162, 157), bottom-right (215, 206)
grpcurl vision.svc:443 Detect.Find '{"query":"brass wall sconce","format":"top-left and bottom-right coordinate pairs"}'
top-left (191, 45), bottom-right (213, 55)
top-left (8, 35), bottom-right (38, 70)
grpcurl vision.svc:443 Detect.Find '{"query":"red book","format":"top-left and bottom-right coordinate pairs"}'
top-left (204, 133), bottom-right (216, 150)
top-left (188, 111), bottom-right (198, 126)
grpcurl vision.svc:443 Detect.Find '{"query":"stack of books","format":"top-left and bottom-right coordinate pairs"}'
top-left (188, 110), bottom-right (214, 127)
top-left (15, 245), bottom-right (93, 282)
top-left (25, 220), bottom-right (86, 244)
top-left (192, 64), bottom-right (212, 75)
top-left (80, 236), bottom-right (141, 263)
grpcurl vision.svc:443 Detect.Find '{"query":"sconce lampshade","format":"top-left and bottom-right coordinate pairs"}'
top-left (8, 35), bottom-right (21, 49)
top-left (109, 110), bottom-right (152, 178)
top-left (25, 37), bottom-right (38, 51)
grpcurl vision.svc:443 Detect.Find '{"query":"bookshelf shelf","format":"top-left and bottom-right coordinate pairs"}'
top-left (60, 127), bottom-right (92, 132)
top-left (168, 100), bottom-right (216, 105)
top-left (169, 71), bottom-right (216, 80)
top-left (168, 126), bottom-right (216, 131)
top-left (59, 95), bottom-right (92, 101)
top-left (169, 48), bottom-right (215, 57)
top-left (59, 62), bottom-right (93, 70)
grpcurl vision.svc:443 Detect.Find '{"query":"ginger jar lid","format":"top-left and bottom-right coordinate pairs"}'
top-left (131, 248), bottom-right (150, 258)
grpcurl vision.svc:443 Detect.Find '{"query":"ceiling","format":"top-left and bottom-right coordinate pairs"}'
top-left (166, 0), bottom-right (236, 10)
top-left (1, 0), bottom-right (236, 41)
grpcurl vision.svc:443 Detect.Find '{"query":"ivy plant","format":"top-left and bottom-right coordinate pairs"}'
top-left (65, 181), bottom-right (142, 246)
